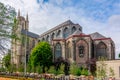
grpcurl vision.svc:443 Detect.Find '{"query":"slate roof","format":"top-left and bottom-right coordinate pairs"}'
top-left (72, 30), bottom-right (83, 35)
top-left (21, 29), bottom-right (39, 39)
top-left (67, 30), bottom-right (85, 38)
top-left (90, 32), bottom-right (106, 39)
top-left (40, 20), bottom-right (74, 37)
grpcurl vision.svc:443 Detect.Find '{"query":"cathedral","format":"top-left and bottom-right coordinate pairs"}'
top-left (11, 11), bottom-right (115, 70)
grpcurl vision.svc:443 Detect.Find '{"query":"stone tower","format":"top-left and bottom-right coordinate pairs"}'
top-left (11, 10), bottom-right (29, 69)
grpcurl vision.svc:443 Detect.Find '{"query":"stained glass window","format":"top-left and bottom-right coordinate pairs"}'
top-left (63, 27), bottom-right (69, 38)
top-left (96, 42), bottom-right (107, 59)
top-left (55, 43), bottom-right (62, 59)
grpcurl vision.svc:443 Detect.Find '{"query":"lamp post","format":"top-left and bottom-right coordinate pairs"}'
top-left (24, 30), bottom-right (27, 76)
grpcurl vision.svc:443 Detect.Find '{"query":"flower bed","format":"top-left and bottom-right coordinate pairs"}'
top-left (0, 77), bottom-right (18, 80)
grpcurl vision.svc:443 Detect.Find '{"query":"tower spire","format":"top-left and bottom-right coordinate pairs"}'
top-left (18, 9), bottom-right (20, 17)
top-left (25, 13), bottom-right (29, 31)
top-left (26, 13), bottom-right (28, 21)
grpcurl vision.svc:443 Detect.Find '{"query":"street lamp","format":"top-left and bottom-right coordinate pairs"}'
top-left (24, 30), bottom-right (27, 76)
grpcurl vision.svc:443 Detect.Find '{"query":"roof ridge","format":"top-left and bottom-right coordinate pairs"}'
top-left (40, 20), bottom-right (74, 37)
top-left (21, 29), bottom-right (39, 38)
top-left (90, 32), bottom-right (106, 39)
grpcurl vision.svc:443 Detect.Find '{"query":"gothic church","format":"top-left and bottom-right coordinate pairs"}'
top-left (11, 11), bottom-right (115, 69)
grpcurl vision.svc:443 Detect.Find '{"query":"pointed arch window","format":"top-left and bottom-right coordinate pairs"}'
top-left (46, 35), bottom-right (50, 42)
top-left (72, 26), bottom-right (76, 34)
top-left (42, 38), bottom-right (45, 41)
top-left (56, 30), bottom-right (61, 38)
top-left (55, 43), bottom-right (62, 59)
top-left (78, 45), bottom-right (84, 57)
top-left (51, 33), bottom-right (55, 40)
top-left (96, 42), bottom-right (107, 59)
top-left (32, 39), bottom-right (35, 48)
top-left (63, 27), bottom-right (69, 38)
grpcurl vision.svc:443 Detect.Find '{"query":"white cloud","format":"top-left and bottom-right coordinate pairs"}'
top-left (105, 15), bottom-right (120, 58)
top-left (0, 0), bottom-right (120, 58)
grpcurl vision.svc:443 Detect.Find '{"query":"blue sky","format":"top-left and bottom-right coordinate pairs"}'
top-left (41, 0), bottom-right (120, 22)
top-left (1, 0), bottom-right (120, 58)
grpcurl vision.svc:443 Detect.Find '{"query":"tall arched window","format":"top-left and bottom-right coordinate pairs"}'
top-left (96, 42), bottom-right (107, 59)
top-left (46, 35), bottom-right (49, 42)
top-left (72, 26), bottom-right (76, 34)
top-left (79, 28), bottom-right (82, 31)
top-left (55, 43), bottom-right (62, 59)
top-left (32, 39), bottom-right (35, 48)
top-left (51, 33), bottom-right (55, 40)
top-left (42, 38), bottom-right (45, 41)
top-left (56, 30), bottom-right (61, 38)
top-left (63, 27), bottom-right (69, 38)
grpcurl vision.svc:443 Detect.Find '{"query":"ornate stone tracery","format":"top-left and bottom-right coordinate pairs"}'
top-left (78, 45), bottom-right (84, 57)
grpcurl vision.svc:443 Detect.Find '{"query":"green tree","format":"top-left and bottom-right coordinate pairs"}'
top-left (0, 2), bottom-right (16, 55)
top-left (2, 52), bottom-right (11, 72)
top-left (29, 41), bottom-right (53, 73)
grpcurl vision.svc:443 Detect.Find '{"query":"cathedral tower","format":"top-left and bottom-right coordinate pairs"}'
top-left (11, 10), bottom-right (30, 69)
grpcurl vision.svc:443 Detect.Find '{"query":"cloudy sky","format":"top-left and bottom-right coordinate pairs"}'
top-left (1, 0), bottom-right (120, 58)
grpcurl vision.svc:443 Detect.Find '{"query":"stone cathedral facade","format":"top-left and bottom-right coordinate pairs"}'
top-left (11, 12), bottom-right (115, 70)
top-left (39, 20), bottom-right (115, 65)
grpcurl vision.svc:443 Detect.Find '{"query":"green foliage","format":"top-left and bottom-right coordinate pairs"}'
top-left (11, 18), bottom-right (19, 40)
top-left (0, 2), bottom-right (16, 38)
top-left (12, 64), bottom-right (17, 72)
top-left (109, 67), bottom-right (115, 78)
top-left (0, 67), bottom-right (6, 72)
top-left (47, 66), bottom-right (55, 74)
top-left (2, 52), bottom-right (11, 71)
top-left (70, 63), bottom-right (80, 76)
top-left (0, 2), bottom-right (16, 54)
top-left (29, 41), bottom-right (53, 73)
top-left (18, 63), bottom-right (24, 72)
top-left (70, 63), bottom-right (89, 76)
top-left (47, 64), bottom-right (64, 75)
top-left (81, 67), bottom-right (89, 76)
top-left (96, 56), bottom-right (107, 79)
top-left (36, 65), bottom-right (42, 74)
top-left (55, 64), bottom-right (64, 75)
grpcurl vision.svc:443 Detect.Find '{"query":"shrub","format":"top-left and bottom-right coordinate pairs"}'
top-left (70, 63), bottom-right (81, 76)
top-left (48, 64), bottom-right (64, 75)
top-left (70, 63), bottom-right (89, 76)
